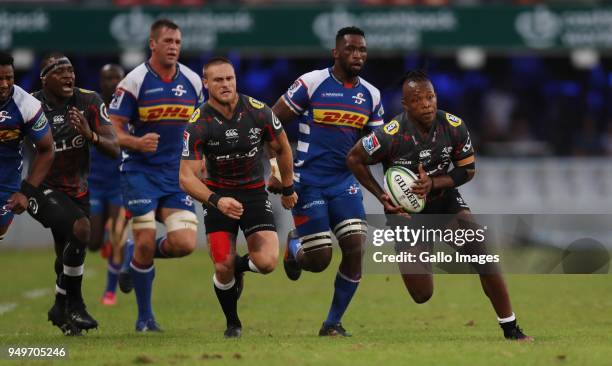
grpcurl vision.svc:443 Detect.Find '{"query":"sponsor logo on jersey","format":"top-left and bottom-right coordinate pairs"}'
top-left (182, 131), bottom-right (190, 157)
top-left (352, 92), bottom-right (366, 105)
top-left (53, 115), bottom-right (64, 125)
top-left (302, 199), bottom-right (325, 210)
top-left (384, 120), bottom-right (400, 135)
top-left (0, 129), bottom-right (20, 142)
top-left (181, 195), bottom-right (194, 207)
top-left (287, 81), bottom-right (302, 98)
top-left (225, 128), bottom-right (239, 142)
top-left (419, 149), bottom-right (431, 160)
top-left (313, 109), bottom-right (368, 128)
top-left (0, 111), bottom-right (11, 123)
top-left (322, 92), bottom-right (343, 98)
top-left (32, 114), bottom-right (48, 131)
top-left (110, 89), bottom-right (124, 110)
top-left (54, 135), bottom-right (85, 152)
top-left (377, 105), bottom-right (385, 118)
top-left (189, 108), bottom-right (200, 123)
top-left (249, 127), bottom-right (262, 142)
top-left (138, 104), bottom-right (194, 122)
top-left (462, 136), bottom-right (472, 153)
top-left (248, 97), bottom-right (265, 110)
top-left (100, 103), bottom-right (110, 122)
top-left (445, 113), bottom-right (463, 127)
top-left (207, 140), bottom-right (219, 146)
top-left (215, 146), bottom-right (258, 162)
top-left (272, 113), bottom-right (282, 130)
top-left (362, 133), bottom-right (380, 155)
top-left (347, 184), bottom-right (359, 195)
top-left (172, 84), bottom-right (187, 97)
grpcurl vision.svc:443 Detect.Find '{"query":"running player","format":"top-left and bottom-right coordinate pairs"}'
top-left (180, 57), bottom-right (296, 337)
top-left (89, 63), bottom-right (128, 306)
top-left (269, 26), bottom-right (384, 336)
top-left (109, 19), bottom-right (203, 332)
top-left (346, 70), bottom-right (533, 341)
top-left (31, 53), bottom-right (120, 335)
top-left (0, 51), bottom-right (54, 244)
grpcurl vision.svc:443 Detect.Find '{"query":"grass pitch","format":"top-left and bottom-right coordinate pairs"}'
top-left (0, 248), bottom-right (611, 366)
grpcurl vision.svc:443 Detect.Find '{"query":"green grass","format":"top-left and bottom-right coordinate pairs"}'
top-left (0, 248), bottom-right (611, 366)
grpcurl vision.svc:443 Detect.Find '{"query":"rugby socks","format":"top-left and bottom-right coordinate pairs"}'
top-left (130, 260), bottom-right (155, 322)
top-left (105, 257), bottom-right (121, 293)
top-left (213, 275), bottom-right (241, 327)
top-left (154, 237), bottom-right (170, 259)
top-left (234, 254), bottom-right (260, 273)
top-left (288, 236), bottom-right (302, 259)
top-left (498, 313), bottom-right (518, 334)
top-left (62, 240), bottom-right (86, 302)
top-left (324, 272), bottom-right (360, 326)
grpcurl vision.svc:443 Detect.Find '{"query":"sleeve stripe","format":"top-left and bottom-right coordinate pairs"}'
top-left (366, 120), bottom-right (384, 127)
top-left (455, 155), bottom-right (475, 167)
top-left (26, 108), bottom-right (43, 125)
top-left (282, 95), bottom-right (303, 114)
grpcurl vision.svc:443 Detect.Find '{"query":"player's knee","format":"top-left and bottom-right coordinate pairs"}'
top-left (72, 217), bottom-right (90, 244)
top-left (302, 247), bottom-right (332, 272)
top-left (409, 288), bottom-right (433, 304)
top-left (214, 260), bottom-right (234, 276)
top-left (166, 235), bottom-right (197, 257)
top-left (334, 219), bottom-right (367, 244)
top-left (132, 211), bottom-right (156, 231)
top-left (252, 255), bottom-right (277, 274)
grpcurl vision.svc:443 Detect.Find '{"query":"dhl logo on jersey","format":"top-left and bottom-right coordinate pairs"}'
top-left (313, 109), bottom-right (369, 128)
top-left (0, 129), bottom-right (20, 142)
top-left (138, 104), bottom-right (195, 122)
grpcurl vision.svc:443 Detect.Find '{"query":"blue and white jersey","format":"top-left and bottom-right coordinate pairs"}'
top-left (109, 62), bottom-right (203, 175)
top-left (0, 85), bottom-right (49, 192)
top-left (282, 67), bottom-right (384, 187)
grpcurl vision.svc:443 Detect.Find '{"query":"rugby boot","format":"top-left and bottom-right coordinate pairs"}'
top-left (283, 229), bottom-right (302, 281)
top-left (66, 299), bottom-right (98, 331)
top-left (319, 322), bottom-right (352, 337)
top-left (501, 321), bottom-right (534, 342)
top-left (47, 303), bottom-right (82, 336)
top-left (101, 291), bottom-right (117, 306)
top-left (224, 324), bottom-right (242, 338)
top-left (135, 318), bottom-right (163, 332)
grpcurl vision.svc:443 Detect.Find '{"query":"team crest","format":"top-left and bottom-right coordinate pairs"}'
top-left (248, 97), bottom-right (265, 109)
top-left (189, 108), bottom-right (200, 123)
top-left (384, 120), bottom-right (399, 135)
top-left (445, 113), bottom-right (462, 127)
top-left (362, 133), bottom-right (380, 155)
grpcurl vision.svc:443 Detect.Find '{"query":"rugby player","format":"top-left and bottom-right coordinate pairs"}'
top-left (0, 51), bottom-right (54, 245)
top-left (89, 64), bottom-right (128, 306)
top-left (109, 19), bottom-right (203, 332)
top-left (346, 70), bottom-right (533, 341)
top-left (180, 57), bottom-right (297, 338)
top-left (32, 53), bottom-right (120, 335)
top-left (269, 26), bottom-right (384, 336)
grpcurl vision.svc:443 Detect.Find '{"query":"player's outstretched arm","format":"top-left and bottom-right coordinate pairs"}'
top-left (179, 160), bottom-right (243, 220)
top-left (7, 130), bottom-right (54, 214)
top-left (267, 130), bottom-right (297, 209)
top-left (347, 141), bottom-right (405, 215)
top-left (109, 115), bottom-right (159, 153)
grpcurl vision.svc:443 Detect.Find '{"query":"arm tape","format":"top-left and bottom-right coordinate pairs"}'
top-left (449, 162), bottom-right (475, 187)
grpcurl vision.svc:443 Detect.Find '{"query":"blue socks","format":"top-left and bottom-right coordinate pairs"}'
top-left (324, 272), bottom-right (360, 326)
top-left (130, 261), bottom-right (155, 322)
top-left (288, 236), bottom-right (302, 258)
top-left (105, 258), bottom-right (120, 293)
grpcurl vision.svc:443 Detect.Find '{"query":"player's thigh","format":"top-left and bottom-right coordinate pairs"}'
top-left (206, 212), bottom-right (240, 278)
top-left (239, 190), bottom-right (279, 270)
top-left (245, 231), bottom-right (279, 274)
top-left (158, 191), bottom-right (198, 251)
top-left (292, 183), bottom-right (333, 252)
top-left (327, 178), bottom-right (367, 248)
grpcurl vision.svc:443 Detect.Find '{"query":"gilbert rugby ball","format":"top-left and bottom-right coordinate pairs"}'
top-left (383, 166), bottom-right (426, 213)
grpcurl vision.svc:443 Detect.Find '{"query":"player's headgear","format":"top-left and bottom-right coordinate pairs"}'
top-left (336, 26), bottom-right (365, 42)
top-left (0, 51), bottom-right (14, 68)
top-left (40, 53), bottom-right (72, 79)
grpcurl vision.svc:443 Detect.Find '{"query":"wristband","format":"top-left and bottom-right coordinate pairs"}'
top-left (20, 180), bottom-right (38, 198)
top-left (208, 193), bottom-right (221, 207)
top-left (282, 185), bottom-right (295, 196)
top-left (91, 131), bottom-right (99, 145)
top-left (269, 158), bottom-right (282, 181)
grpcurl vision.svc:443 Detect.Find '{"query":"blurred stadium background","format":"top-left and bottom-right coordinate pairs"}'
top-left (2, 1), bottom-right (612, 247)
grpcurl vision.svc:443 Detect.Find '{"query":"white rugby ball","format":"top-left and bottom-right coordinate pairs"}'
top-left (383, 166), bottom-right (426, 213)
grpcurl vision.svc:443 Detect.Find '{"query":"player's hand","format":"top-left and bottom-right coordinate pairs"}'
top-left (138, 133), bottom-right (160, 153)
top-left (411, 164), bottom-right (432, 199)
top-left (281, 192), bottom-right (298, 210)
top-left (266, 174), bottom-right (283, 194)
top-left (68, 107), bottom-right (93, 141)
top-left (217, 197), bottom-right (244, 220)
top-left (6, 192), bottom-right (28, 214)
top-left (380, 193), bottom-right (410, 219)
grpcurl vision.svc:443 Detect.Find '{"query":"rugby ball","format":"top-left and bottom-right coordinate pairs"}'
top-left (383, 166), bottom-right (425, 213)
